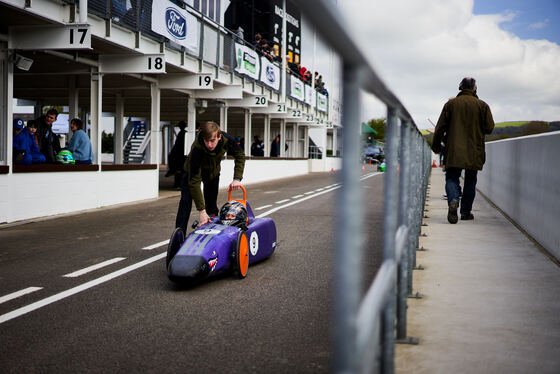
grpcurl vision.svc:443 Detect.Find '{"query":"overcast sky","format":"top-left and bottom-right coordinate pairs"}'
top-left (329, 0), bottom-right (560, 129)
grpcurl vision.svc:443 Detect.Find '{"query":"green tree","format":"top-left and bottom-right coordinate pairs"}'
top-left (367, 118), bottom-right (386, 141)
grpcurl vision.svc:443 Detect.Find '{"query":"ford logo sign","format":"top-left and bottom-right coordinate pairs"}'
top-left (266, 66), bottom-right (276, 82)
top-left (165, 8), bottom-right (186, 40)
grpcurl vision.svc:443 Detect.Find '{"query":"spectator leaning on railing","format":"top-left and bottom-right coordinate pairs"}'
top-left (36, 108), bottom-right (61, 164)
top-left (13, 118), bottom-right (46, 165)
top-left (67, 118), bottom-right (94, 165)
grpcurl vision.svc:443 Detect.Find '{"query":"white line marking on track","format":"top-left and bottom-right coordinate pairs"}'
top-left (360, 172), bottom-right (381, 180)
top-left (292, 194), bottom-right (304, 199)
top-left (0, 253), bottom-right (166, 325)
top-left (254, 204), bottom-right (272, 211)
top-left (0, 287), bottom-right (43, 305)
top-left (257, 186), bottom-right (340, 218)
top-left (142, 240), bottom-right (169, 250)
top-left (275, 199), bottom-right (290, 204)
top-left (0, 173), bottom-right (383, 324)
top-left (314, 188), bottom-right (324, 192)
top-left (63, 258), bottom-right (126, 278)
top-left (257, 173), bottom-right (382, 218)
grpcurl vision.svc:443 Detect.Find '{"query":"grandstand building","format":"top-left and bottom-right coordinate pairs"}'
top-left (0, 0), bottom-right (342, 224)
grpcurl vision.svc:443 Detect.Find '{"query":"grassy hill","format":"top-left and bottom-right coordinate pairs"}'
top-left (494, 121), bottom-right (530, 128)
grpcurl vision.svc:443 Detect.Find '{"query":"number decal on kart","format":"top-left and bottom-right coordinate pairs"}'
top-left (195, 229), bottom-right (221, 235)
top-left (250, 231), bottom-right (259, 256)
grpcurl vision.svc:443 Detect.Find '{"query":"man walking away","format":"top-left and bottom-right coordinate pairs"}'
top-left (431, 77), bottom-right (495, 223)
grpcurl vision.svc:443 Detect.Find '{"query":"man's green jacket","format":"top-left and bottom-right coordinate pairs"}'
top-left (184, 131), bottom-right (245, 211)
top-left (432, 89), bottom-right (495, 170)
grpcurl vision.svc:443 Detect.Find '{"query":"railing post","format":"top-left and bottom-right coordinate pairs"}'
top-left (407, 128), bottom-right (418, 294)
top-left (334, 63), bottom-right (363, 374)
top-left (381, 106), bottom-right (400, 373)
top-left (396, 118), bottom-right (410, 340)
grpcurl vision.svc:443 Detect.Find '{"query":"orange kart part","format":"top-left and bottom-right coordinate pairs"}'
top-left (235, 232), bottom-right (249, 278)
top-left (228, 185), bottom-right (247, 208)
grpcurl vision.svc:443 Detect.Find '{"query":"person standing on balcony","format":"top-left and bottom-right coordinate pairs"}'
top-left (432, 77), bottom-right (495, 223)
top-left (67, 118), bottom-right (94, 165)
top-left (36, 108), bottom-right (61, 164)
top-left (175, 121), bottom-right (246, 233)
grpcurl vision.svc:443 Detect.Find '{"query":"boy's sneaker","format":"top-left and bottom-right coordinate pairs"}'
top-left (461, 213), bottom-right (474, 220)
top-left (447, 201), bottom-right (458, 224)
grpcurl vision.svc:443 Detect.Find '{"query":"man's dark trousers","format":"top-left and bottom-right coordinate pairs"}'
top-left (445, 167), bottom-right (478, 215)
top-left (175, 173), bottom-right (220, 233)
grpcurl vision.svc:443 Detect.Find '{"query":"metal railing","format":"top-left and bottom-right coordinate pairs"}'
top-left (293, 1), bottom-right (431, 373)
top-left (87, 0), bottom-right (329, 111)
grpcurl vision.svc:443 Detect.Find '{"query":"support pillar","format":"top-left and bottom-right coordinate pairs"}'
top-left (114, 94), bottom-right (124, 164)
top-left (244, 109), bottom-right (251, 156)
top-left (293, 123), bottom-right (299, 158)
top-left (90, 70), bottom-right (102, 164)
top-left (280, 119), bottom-right (286, 157)
top-left (304, 126), bottom-right (309, 158)
top-left (150, 82), bottom-right (160, 165)
top-left (264, 114), bottom-right (271, 157)
top-left (332, 127), bottom-right (338, 157)
top-left (219, 105), bottom-right (228, 132)
top-left (186, 97), bottom-right (196, 152)
top-left (0, 43), bottom-right (14, 165)
top-left (68, 75), bottom-right (79, 144)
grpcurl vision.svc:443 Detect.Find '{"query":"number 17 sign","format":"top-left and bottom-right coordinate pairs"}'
top-left (9, 25), bottom-right (92, 50)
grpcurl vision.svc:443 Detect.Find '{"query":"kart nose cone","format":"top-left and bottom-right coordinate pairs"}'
top-left (168, 255), bottom-right (210, 283)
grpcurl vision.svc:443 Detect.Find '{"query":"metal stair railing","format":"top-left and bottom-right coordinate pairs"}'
top-left (292, 1), bottom-right (432, 373)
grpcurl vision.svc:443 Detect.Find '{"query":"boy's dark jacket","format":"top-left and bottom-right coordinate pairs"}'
top-left (184, 131), bottom-right (245, 211)
top-left (432, 89), bottom-right (494, 170)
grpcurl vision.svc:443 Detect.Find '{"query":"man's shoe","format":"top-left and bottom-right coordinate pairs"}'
top-left (447, 201), bottom-right (458, 224)
top-left (461, 213), bottom-right (474, 220)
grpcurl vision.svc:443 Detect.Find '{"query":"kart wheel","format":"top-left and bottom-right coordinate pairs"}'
top-left (166, 227), bottom-right (185, 269)
top-left (233, 231), bottom-right (249, 279)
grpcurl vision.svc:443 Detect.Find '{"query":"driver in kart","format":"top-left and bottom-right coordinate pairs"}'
top-left (175, 121), bottom-right (246, 233)
top-left (219, 201), bottom-right (248, 229)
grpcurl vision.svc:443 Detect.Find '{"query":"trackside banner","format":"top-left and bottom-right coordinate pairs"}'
top-left (260, 56), bottom-right (280, 91)
top-left (317, 92), bottom-right (328, 112)
top-left (152, 0), bottom-right (199, 52)
top-left (290, 75), bottom-right (304, 101)
top-left (304, 84), bottom-right (314, 106)
top-left (235, 43), bottom-right (260, 80)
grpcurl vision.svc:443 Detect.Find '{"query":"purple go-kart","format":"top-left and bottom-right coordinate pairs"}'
top-left (166, 186), bottom-right (277, 284)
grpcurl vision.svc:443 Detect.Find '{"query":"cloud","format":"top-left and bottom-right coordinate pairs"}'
top-left (529, 19), bottom-right (550, 30)
top-left (335, 0), bottom-right (560, 128)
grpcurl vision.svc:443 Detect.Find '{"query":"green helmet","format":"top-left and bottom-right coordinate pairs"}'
top-left (379, 161), bottom-right (386, 172)
top-left (56, 150), bottom-right (75, 164)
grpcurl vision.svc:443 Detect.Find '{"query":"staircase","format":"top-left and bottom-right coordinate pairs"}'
top-left (123, 121), bottom-right (148, 164)
top-left (308, 137), bottom-right (323, 159)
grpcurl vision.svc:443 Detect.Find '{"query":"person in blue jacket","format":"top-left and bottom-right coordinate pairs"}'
top-left (13, 119), bottom-right (46, 165)
top-left (67, 118), bottom-right (94, 164)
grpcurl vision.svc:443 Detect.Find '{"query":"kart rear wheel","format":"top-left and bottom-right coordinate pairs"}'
top-left (166, 227), bottom-right (185, 269)
top-left (233, 231), bottom-right (249, 279)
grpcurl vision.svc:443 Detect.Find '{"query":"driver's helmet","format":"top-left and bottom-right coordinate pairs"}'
top-left (219, 201), bottom-right (248, 227)
top-left (56, 150), bottom-right (75, 165)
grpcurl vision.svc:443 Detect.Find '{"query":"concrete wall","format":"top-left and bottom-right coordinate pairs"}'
top-left (220, 158), bottom-right (321, 188)
top-left (1, 158), bottom-right (342, 224)
top-left (0, 169), bottom-right (158, 224)
top-left (478, 132), bottom-right (560, 258)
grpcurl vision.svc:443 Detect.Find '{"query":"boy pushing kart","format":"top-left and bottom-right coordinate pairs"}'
top-left (175, 121), bottom-right (246, 233)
